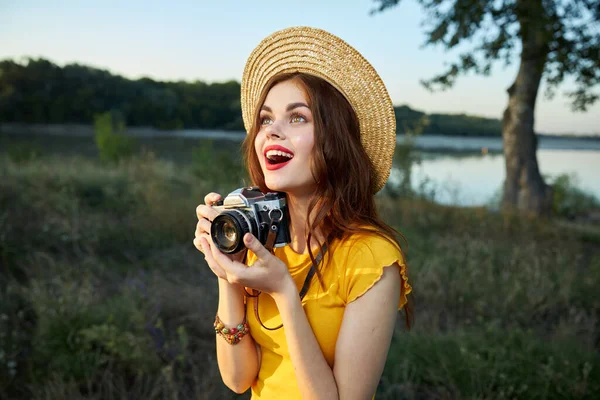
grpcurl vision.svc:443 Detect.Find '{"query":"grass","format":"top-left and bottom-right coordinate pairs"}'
top-left (0, 146), bottom-right (599, 399)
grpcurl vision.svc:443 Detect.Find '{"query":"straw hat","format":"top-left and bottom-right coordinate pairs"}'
top-left (241, 26), bottom-right (396, 193)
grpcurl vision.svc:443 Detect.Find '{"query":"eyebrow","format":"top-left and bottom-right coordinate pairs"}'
top-left (261, 102), bottom-right (310, 113)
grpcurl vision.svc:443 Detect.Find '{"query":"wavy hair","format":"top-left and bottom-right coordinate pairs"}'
top-left (242, 73), bottom-right (413, 328)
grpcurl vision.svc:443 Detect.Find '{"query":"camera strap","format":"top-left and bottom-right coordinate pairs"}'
top-left (263, 211), bottom-right (282, 252)
top-left (246, 215), bottom-right (330, 331)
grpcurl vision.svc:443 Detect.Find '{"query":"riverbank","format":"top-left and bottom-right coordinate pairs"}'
top-left (3, 129), bottom-right (600, 209)
top-left (3, 123), bottom-right (600, 151)
top-left (1, 153), bottom-right (598, 399)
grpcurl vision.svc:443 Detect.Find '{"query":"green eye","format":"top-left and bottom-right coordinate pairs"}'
top-left (261, 117), bottom-right (273, 125)
top-left (290, 114), bottom-right (306, 123)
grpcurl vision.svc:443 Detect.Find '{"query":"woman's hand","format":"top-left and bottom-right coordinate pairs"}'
top-left (204, 232), bottom-right (295, 298)
top-left (193, 192), bottom-right (246, 280)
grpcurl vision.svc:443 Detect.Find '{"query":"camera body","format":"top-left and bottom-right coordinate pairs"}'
top-left (210, 187), bottom-right (291, 254)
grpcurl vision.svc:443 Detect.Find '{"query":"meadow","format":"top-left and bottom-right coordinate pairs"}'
top-left (1, 137), bottom-right (599, 399)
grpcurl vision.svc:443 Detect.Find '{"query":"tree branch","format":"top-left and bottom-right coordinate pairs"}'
top-left (371, 0), bottom-right (600, 110)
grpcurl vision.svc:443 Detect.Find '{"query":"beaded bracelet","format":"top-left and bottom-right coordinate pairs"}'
top-left (214, 314), bottom-right (250, 345)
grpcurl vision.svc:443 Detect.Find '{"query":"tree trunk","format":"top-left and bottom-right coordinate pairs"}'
top-left (502, 0), bottom-right (553, 217)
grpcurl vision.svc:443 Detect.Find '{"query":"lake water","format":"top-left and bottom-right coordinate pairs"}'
top-left (2, 129), bottom-right (598, 206)
top-left (391, 135), bottom-right (600, 205)
top-left (399, 150), bottom-right (600, 206)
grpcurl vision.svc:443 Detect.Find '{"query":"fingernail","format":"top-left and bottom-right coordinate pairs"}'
top-left (244, 234), bottom-right (253, 245)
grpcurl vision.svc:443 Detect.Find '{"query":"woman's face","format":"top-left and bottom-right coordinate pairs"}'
top-left (254, 79), bottom-right (316, 196)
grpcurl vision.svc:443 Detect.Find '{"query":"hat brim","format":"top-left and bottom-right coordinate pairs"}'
top-left (241, 26), bottom-right (396, 193)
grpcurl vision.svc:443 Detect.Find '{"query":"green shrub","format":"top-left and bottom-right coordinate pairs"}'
top-left (24, 264), bottom-right (165, 383)
top-left (380, 329), bottom-right (599, 399)
top-left (1, 150), bottom-right (599, 399)
top-left (191, 140), bottom-right (248, 192)
top-left (484, 173), bottom-right (599, 217)
top-left (94, 111), bottom-right (136, 163)
top-left (550, 173), bottom-right (600, 218)
top-left (0, 287), bottom-right (36, 397)
top-left (5, 142), bottom-right (43, 163)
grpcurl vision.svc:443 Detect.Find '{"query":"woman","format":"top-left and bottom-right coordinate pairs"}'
top-left (194, 27), bottom-right (412, 399)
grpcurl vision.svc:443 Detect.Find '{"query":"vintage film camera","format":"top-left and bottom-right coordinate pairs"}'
top-left (210, 187), bottom-right (291, 254)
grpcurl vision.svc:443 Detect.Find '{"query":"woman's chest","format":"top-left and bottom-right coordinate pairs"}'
top-left (247, 269), bottom-right (346, 366)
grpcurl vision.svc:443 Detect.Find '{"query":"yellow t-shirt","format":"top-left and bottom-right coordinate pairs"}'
top-left (245, 232), bottom-right (412, 399)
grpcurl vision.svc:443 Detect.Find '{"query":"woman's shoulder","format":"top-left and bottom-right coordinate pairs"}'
top-left (334, 228), bottom-right (402, 259)
top-left (331, 227), bottom-right (410, 307)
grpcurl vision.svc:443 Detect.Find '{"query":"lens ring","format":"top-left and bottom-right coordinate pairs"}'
top-left (211, 210), bottom-right (253, 254)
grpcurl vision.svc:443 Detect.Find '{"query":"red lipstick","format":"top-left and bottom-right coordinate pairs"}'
top-left (263, 145), bottom-right (294, 156)
top-left (264, 144), bottom-right (294, 171)
top-left (265, 159), bottom-right (292, 170)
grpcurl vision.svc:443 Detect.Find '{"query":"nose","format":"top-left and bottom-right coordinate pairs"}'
top-left (265, 120), bottom-right (285, 140)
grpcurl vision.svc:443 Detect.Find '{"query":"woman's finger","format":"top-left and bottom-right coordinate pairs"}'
top-left (193, 236), bottom-right (227, 279)
top-left (196, 204), bottom-right (219, 222)
top-left (243, 233), bottom-right (272, 263)
top-left (208, 235), bottom-right (249, 281)
top-left (199, 237), bottom-right (228, 279)
top-left (195, 218), bottom-right (211, 237)
top-left (193, 236), bottom-right (204, 253)
top-left (204, 192), bottom-right (222, 206)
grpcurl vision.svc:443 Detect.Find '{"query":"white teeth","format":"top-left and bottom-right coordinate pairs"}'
top-left (266, 150), bottom-right (293, 159)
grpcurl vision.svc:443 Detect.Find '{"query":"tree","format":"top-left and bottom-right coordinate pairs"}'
top-left (372, 0), bottom-right (600, 216)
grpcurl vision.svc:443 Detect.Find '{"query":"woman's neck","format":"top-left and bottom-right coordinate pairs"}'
top-left (285, 193), bottom-right (323, 254)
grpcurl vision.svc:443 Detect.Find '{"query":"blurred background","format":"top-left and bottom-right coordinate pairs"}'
top-left (1, 1), bottom-right (599, 399)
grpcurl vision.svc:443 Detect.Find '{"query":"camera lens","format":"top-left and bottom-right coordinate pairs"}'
top-left (211, 210), bottom-right (255, 254)
top-left (222, 221), bottom-right (237, 242)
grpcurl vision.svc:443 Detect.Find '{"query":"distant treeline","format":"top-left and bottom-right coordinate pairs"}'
top-left (0, 58), bottom-right (242, 130)
top-left (1, 58), bottom-right (502, 136)
top-left (394, 105), bottom-right (502, 136)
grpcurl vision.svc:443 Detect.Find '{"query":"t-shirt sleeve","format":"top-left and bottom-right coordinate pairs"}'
top-left (342, 235), bottom-right (412, 310)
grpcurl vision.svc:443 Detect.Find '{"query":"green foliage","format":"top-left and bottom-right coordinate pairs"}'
top-left (28, 276), bottom-right (159, 383)
top-left (550, 173), bottom-right (600, 218)
top-left (394, 104), bottom-right (502, 136)
top-left (191, 140), bottom-right (249, 192)
top-left (380, 329), bottom-right (599, 399)
top-left (0, 58), bottom-right (245, 130)
top-left (394, 105), bottom-right (427, 135)
top-left (0, 152), bottom-right (599, 399)
top-left (0, 287), bottom-right (36, 396)
top-left (5, 142), bottom-right (43, 163)
top-left (0, 153), bottom-right (220, 397)
top-left (372, 0), bottom-right (600, 111)
top-left (383, 143), bottom-right (420, 199)
top-left (1, 57), bottom-right (510, 136)
top-left (483, 173), bottom-right (600, 218)
top-left (428, 112), bottom-right (501, 136)
top-left (94, 111), bottom-right (135, 163)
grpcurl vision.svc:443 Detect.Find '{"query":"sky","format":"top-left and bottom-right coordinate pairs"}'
top-left (1, 0), bottom-right (598, 135)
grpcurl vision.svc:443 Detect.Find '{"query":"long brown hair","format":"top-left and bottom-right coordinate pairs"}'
top-left (242, 73), bottom-right (413, 328)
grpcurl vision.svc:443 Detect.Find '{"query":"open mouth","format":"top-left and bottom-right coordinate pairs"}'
top-left (265, 149), bottom-right (294, 165)
top-left (263, 146), bottom-right (294, 170)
